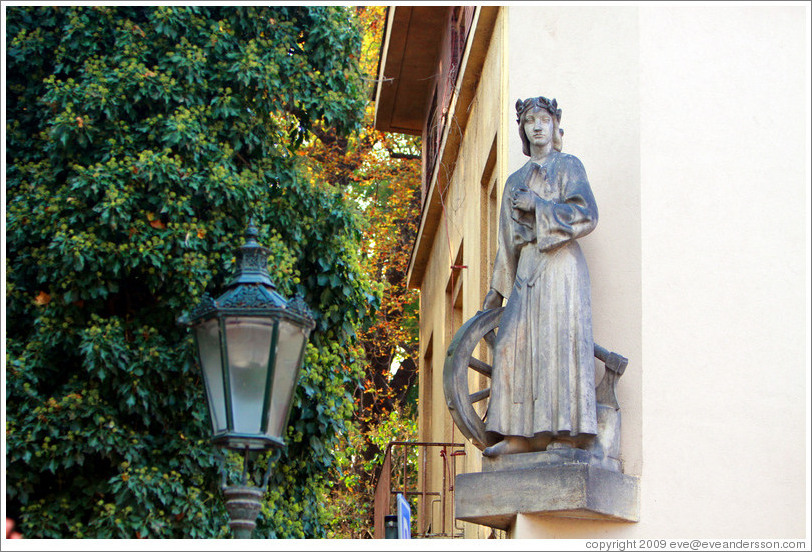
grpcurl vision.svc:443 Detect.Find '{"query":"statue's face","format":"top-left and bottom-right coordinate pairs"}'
top-left (523, 107), bottom-right (554, 150)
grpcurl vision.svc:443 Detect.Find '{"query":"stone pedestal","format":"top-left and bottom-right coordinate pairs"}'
top-left (455, 449), bottom-right (639, 529)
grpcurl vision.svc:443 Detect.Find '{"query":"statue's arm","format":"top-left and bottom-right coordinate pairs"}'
top-left (482, 288), bottom-right (504, 310)
top-left (535, 156), bottom-right (598, 251)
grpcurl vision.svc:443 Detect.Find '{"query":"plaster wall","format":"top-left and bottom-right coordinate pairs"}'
top-left (507, 5), bottom-right (809, 539)
top-left (416, 9), bottom-right (508, 539)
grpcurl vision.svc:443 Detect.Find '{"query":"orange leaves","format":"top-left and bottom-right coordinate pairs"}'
top-left (35, 291), bottom-right (51, 306)
top-left (146, 212), bottom-right (166, 229)
top-left (183, 228), bottom-right (205, 246)
top-left (75, 115), bottom-right (93, 128)
top-left (285, 6), bottom-right (421, 432)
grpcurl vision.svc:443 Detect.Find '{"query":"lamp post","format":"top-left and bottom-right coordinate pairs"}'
top-left (179, 221), bottom-right (315, 538)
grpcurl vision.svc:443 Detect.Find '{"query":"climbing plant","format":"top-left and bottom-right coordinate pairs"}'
top-left (5, 5), bottom-right (377, 538)
top-left (295, 7), bottom-right (423, 538)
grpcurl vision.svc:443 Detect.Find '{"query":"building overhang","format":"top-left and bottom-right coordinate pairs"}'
top-left (374, 6), bottom-right (500, 289)
top-left (373, 6), bottom-right (448, 135)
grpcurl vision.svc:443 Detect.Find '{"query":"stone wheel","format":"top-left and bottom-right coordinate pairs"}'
top-left (443, 307), bottom-right (504, 451)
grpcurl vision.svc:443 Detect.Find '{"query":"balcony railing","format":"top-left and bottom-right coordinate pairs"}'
top-left (373, 441), bottom-right (467, 538)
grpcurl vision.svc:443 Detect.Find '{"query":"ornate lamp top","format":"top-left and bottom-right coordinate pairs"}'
top-left (226, 219), bottom-right (274, 289)
top-left (180, 221), bottom-right (314, 329)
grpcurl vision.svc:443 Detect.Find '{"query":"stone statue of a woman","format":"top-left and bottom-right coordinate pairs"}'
top-left (482, 96), bottom-right (599, 457)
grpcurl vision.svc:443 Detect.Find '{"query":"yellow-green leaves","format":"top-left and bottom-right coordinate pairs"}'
top-left (7, 4), bottom-right (374, 539)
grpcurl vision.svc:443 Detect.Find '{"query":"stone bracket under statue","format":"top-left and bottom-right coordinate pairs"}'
top-left (444, 308), bottom-right (640, 527)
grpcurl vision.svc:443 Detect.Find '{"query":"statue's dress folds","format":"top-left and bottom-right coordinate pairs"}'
top-left (486, 152), bottom-right (599, 443)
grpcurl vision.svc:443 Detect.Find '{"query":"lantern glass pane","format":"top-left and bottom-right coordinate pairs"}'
top-left (195, 319), bottom-right (227, 434)
top-left (266, 319), bottom-right (307, 440)
top-left (225, 316), bottom-right (275, 435)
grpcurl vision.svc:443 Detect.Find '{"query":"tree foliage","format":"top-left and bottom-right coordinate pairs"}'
top-left (5, 5), bottom-right (377, 538)
top-left (295, 7), bottom-right (423, 538)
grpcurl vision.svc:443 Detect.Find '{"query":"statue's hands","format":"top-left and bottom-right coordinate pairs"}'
top-left (512, 186), bottom-right (538, 212)
top-left (482, 289), bottom-right (503, 310)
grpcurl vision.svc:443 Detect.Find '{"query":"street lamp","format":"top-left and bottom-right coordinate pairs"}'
top-left (179, 221), bottom-right (315, 538)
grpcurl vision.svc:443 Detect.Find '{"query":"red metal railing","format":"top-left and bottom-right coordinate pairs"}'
top-left (373, 441), bottom-right (467, 538)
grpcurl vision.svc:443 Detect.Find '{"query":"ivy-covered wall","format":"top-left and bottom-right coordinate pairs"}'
top-left (5, 6), bottom-right (378, 538)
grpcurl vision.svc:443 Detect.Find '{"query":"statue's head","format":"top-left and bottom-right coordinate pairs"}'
top-left (516, 96), bottom-right (563, 156)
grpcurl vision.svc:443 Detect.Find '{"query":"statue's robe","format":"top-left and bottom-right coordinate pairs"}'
top-left (486, 151), bottom-right (599, 444)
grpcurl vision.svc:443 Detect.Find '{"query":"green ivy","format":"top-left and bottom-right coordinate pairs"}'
top-left (6, 5), bottom-right (378, 538)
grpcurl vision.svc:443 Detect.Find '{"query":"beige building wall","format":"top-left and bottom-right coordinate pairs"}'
top-left (403, 4), bottom-right (807, 541)
top-left (506, 5), bottom-right (643, 536)
top-left (416, 9), bottom-right (508, 539)
top-left (505, 5), bottom-right (809, 540)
